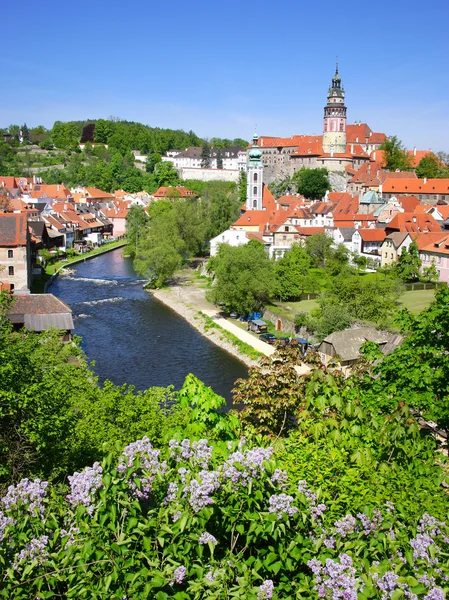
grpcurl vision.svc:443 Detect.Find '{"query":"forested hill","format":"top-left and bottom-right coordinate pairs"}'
top-left (2, 120), bottom-right (248, 155)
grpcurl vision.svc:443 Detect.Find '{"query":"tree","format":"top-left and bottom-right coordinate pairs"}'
top-left (238, 170), bottom-right (247, 206)
top-left (293, 167), bottom-right (330, 199)
top-left (416, 153), bottom-right (449, 179)
top-left (422, 261), bottom-right (439, 283)
top-left (273, 244), bottom-right (311, 300)
top-left (201, 142), bottom-right (211, 168)
top-left (394, 241), bottom-right (421, 282)
top-left (154, 161), bottom-right (179, 187)
top-left (134, 239), bottom-right (183, 287)
top-left (379, 135), bottom-right (413, 171)
top-left (305, 232), bottom-right (334, 268)
top-left (146, 152), bottom-right (162, 173)
top-left (125, 205), bottom-right (149, 256)
top-left (306, 303), bottom-right (353, 340)
top-left (216, 148), bottom-right (223, 169)
top-left (21, 123), bottom-right (30, 144)
top-left (207, 240), bottom-right (274, 314)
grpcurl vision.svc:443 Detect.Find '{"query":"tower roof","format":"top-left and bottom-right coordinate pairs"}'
top-left (248, 132), bottom-right (263, 167)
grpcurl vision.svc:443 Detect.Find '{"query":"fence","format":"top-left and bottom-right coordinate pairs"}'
top-left (403, 282), bottom-right (446, 291)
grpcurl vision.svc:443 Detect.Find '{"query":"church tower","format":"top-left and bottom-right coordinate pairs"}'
top-left (322, 63), bottom-right (347, 154)
top-left (246, 133), bottom-right (264, 210)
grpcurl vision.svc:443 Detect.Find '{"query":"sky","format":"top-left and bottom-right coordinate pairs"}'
top-left (2, 0), bottom-right (449, 151)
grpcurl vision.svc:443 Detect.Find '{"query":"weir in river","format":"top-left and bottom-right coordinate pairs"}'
top-left (49, 248), bottom-right (247, 402)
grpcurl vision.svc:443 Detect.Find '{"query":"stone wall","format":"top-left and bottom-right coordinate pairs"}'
top-left (262, 308), bottom-right (296, 335)
top-left (178, 168), bottom-right (240, 182)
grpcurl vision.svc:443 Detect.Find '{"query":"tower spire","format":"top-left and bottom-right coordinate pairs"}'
top-left (322, 63), bottom-right (347, 154)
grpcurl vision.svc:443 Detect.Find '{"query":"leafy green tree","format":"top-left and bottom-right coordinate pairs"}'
top-left (207, 240), bottom-right (274, 314)
top-left (201, 142), bottom-right (211, 168)
top-left (21, 123), bottom-right (30, 144)
top-left (238, 170), bottom-right (247, 206)
top-left (361, 287), bottom-right (449, 437)
top-left (273, 244), bottom-right (311, 300)
top-left (422, 261), bottom-right (439, 283)
top-left (94, 118), bottom-right (116, 144)
top-left (216, 148), bottom-right (223, 169)
top-left (293, 167), bottom-right (330, 199)
top-left (125, 205), bottom-right (149, 256)
top-left (379, 135), bottom-right (413, 171)
top-left (134, 238), bottom-right (182, 287)
top-left (154, 161), bottom-right (179, 187)
top-left (146, 152), bottom-right (162, 173)
top-left (416, 153), bottom-right (449, 178)
top-left (306, 303), bottom-right (353, 340)
top-left (394, 241), bottom-right (421, 282)
top-left (305, 232), bottom-right (334, 268)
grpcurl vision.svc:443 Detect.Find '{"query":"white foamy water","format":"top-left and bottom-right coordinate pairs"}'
top-left (77, 297), bottom-right (125, 306)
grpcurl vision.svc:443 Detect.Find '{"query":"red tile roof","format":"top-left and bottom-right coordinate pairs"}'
top-left (382, 178), bottom-right (449, 195)
top-left (0, 213), bottom-right (28, 246)
top-left (258, 135), bottom-right (306, 148)
top-left (29, 184), bottom-right (71, 200)
top-left (413, 232), bottom-right (449, 251)
top-left (359, 228), bottom-right (386, 242)
top-left (397, 196), bottom-right (419, 212)
top-left (386, 212), bottom-right (441, 233)
top-left (85, 187), bottom-right (115, 199)
top-left (152, 186), bottom-right (197, 198)
top-left (346, 123), bottom-right (372, 143)
top-left (0, 176), bottom-right (17, 189)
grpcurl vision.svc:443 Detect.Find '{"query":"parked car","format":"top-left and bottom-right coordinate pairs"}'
top-left (290, 337), bottom-right (310, 358)
top-left (247, 319), bottom-right (268, 334)
top-left (259, 333), bottom-right (277, 345)
top-left (229, 312), bottom-right (238, 319)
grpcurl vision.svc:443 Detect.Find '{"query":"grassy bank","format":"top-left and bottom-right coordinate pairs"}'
top-left (32, 240), bottom-right (127, 293)
top-left (199, 312), bottom-right (263, 361)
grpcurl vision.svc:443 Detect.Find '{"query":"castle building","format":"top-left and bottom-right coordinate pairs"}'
top-left (322, 64), bottom-right (347, 154)
top-left (253, 65), bottom-right (386, 186)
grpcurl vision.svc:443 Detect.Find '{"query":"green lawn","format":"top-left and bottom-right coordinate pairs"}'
top-left (398, 289), bottom-right (436, 313)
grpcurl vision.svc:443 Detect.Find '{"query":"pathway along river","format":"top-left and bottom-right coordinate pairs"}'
top-left (50, 248), bottom-right (247, 401)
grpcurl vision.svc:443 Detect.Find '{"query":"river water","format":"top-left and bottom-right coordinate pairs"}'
top-left (50, 248), bottom-right (247, 401)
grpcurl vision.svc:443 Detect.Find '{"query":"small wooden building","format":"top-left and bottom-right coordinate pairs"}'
top-left (7, 293), bottom-right (74, 341)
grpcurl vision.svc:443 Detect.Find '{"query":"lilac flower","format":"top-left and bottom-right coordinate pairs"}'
top-left (268, 493), bottom-right (298, 520)
top-left (258, 579), bottom-right (274, 599)
top-left (311, 503), bottom-right (327, 519)
top-left (418, 514), bottom-right (445, 537)
top-left (271, 469), bottom-right (288, 486)
top-left (0, 512), bottom-right (14, 543)
top-left (178, 467), bottom-right (190, 483)
top-left (297, 480), bottom-right (317, 504)
top-left (59, 526), bottom-right (80, 548)
top-left (205, 568), bottom-right (218, 583)
top-left (66, 462), bottom-right (103, 514)
top-left (172, 511), bottom-right (182, 523)
top-left (418, 575), bottom-right (436, 587)
top-left (385, 501), bottom-right (395, 512)
top-left (13, 536), bottom-right (49, 570)
top-left (357, 509), bottom-right (382, 536)
top-left (170, 439), bottom-right (213, 467)
top-left (376, 571), bottom-right (399, 598)
top-left (170, 565), bottom-right (186, 586)
top-left (198, 531), bottom-right (217, 545)
top-left (2, 478), bottom-right (48, 516)
top-left (222, 447), bottom-right (273, 487)
top-left (184, 470), bottom-right (220, 513)
top-left (334, 515), bottom-right (357, 538)
top-left (118, 437), bottom-right (167, 500)
top-left (324, 536), bottom-right (336, 549)
top-left (164, 483), bottom-right (178, 505)
top-left (424, 589), bottom-right (445, 600)
top-left (410, 533), bottom-right (439, 564)
top-left (308, 554), bottom-right (359, 600)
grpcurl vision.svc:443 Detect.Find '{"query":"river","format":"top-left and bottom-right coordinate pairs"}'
top-left (49, 248), bottom-right (247, 401)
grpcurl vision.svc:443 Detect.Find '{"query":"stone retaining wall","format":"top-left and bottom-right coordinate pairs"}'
top-left (262, 308), bottom-right (296, 335)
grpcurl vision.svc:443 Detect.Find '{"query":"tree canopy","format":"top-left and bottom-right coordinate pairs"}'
top-left (379, 135), bottom-right (413, 171)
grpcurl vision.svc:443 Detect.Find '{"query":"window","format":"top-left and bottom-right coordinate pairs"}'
top-left (253, 173), bottom-right (258, 183)
top-left (285, 226), bottom-right (289, 232)
top-left (8, 266), bottom-right (14, 276)
top-left (253, 186), bottom-right (257, 196)
top-left (8, 250), bottom-right (13, 258)
top-left (253, 200), bottom-right (257, 208)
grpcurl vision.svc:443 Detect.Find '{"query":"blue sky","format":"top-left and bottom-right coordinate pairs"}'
top-left (2, 0), bottom-right (448, 151)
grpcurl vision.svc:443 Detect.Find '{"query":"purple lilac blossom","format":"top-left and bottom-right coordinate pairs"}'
top-left (424, 589), bottom-right (445, 600)
top-left (164, 483), bottom-right (178, 505)
top-left (2, 478), bottom-right (48, 516)
top-left (170, 439), bottom-right (213, 468)
top-left (222, 447), bottom-right (273, 487)
top-left (0, 512), bottom-right (14, 543)
top-left (376, 571), bottom-right (399, 598)
top-left (334, 515), bottom-right (357, 538)
top-left (184, 470), bottom-right (220, 513)
top-left (357, 509), bottom-right (382, 536)
top-left (170, 565), bottom-right (186, 586)
top-left (271, 469), bottom-right (288, 486)
top-left (118, 437), bottom-right (167, 500)
top-left (268, 494), bottom-right (298, 520)
top-left (178, 467), bottom-right (190, 483)
top-left (59, 526), bottom-right (80, 548)
top-left (198, 531), bottom-right (217, 545)
top-left (172, 511), bottom-right (182, 523)
top-left (66, 462), bottom-right (103, 514)
top-left (205, 568), bottom-right (218, 583)
top-left (308, 554), bottom-right (359, 600)
top-left (418, 514), bottom-right (445, 537)
top-left (324, 536), bottom-right (336, 549)
top-left (410, 533), bottom-right (439, 564)
top-left (311, 503), bottom-right (327, 519)
top-left (258, 580), bottom-right (274, 599)
top-left (13, 535), bottom-right (49, 570)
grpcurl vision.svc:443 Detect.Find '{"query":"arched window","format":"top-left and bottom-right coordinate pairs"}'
top-left (340, 121), bottom-right (344, 131)
top-left (253, 186), bottom-right (257, 195)
top-left (253, 173), bottom-right (258, 182)
top-left (253, 199), bottom-right (257, 208)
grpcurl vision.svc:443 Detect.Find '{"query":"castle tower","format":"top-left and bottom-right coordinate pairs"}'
top-left (246, 133), bottom-right (264, 210)
top-left (322, 63), bottom-right (347, 154)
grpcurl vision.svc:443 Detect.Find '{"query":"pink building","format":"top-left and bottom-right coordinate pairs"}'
top-left (417, 233), bottom-right (449, 283)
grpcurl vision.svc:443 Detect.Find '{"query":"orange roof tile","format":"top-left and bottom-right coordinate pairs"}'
top-left (0, 213), bottom-right (28, 246)
top-left (85, 187), bottom-right (114, 199)
top-left (386, 212), bottom-right (441, 233)
top-left (382, 178), bottom-right (449, 195)
top-left (413, 232), bottom-right (448, 250)
top-left (397, 196), bottom-right (420, 212)
top-left (359, 228), bottom-right (386, 242)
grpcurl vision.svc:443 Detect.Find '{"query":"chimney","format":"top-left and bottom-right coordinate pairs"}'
top-left (373, 151), bottom-right (376, 161)
top-left (424, 178), bottom-right (427, 184)
top-left (351, 144), bottom-right (354, 153)
top-left (57, 184), bottom-right (60, 192)
top-left (413, 146), bottom-right (417, 156)
top-left (413, 216), bottom-right (417, 223)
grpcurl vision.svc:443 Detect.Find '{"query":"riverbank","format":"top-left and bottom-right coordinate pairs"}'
top-left (32, 240), bottom-right (127, 293)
